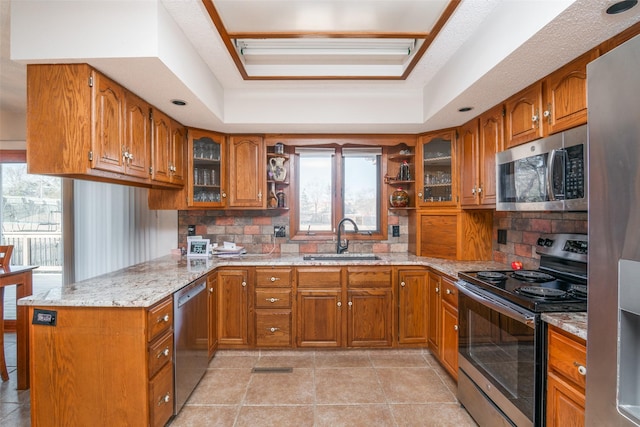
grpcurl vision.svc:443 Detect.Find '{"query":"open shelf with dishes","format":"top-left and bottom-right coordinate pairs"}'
top-left (386, 147), bottom-right (416, 210)
top-left (266, 144), bottom-right (290, 210)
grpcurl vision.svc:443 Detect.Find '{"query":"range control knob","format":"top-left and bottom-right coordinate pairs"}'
top-left (544, 238), bottom-right (554, 247)
top-left (537, 238), bottom-right (545, 246)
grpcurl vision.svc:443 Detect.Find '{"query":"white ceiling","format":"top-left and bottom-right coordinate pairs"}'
top-left (3, 0), bottom-right (640, 135)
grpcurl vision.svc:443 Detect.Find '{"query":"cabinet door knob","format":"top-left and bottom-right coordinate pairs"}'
top-left (477, 186), bottom-right (482, 194)
top-left (241, 281), bottom-right (247, 287)
top-left (269, 327), bottom-right (280, 333)
top-left (209, 287), bottom-right (214, 293)
top-left (157, 347), bottom-right (170, 358)
top-left (454, 325), bottom-right (459, 331)
top-left (159, 314), bottom-right (170, 323)
top-left (348, 301), bottom-right (353, 308)
top-left (337, 301), bottom-right (342, 307)
top-left (435, 287), bottom-right (439, 293)
top-left (158, 393), bottom-right (171, 406)
top-left (574, 362), bottom-right (587, 376)
top-left (418, 192), bottom-right (423, 198)
top-left (471, 187), bottom-right (476, 195)
top-left (446, 289), bottom-right (454, 295)
top-left (221, 191), bottom-right (227, 198)
top-left (400, 281), bottom-right (406, 287)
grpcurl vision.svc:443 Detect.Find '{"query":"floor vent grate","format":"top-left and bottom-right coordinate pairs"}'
top-left (251, 367), bottom-right (293, 373)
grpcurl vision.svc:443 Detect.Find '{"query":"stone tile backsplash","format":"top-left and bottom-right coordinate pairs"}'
top-left (492, 211), bottom-right (588, 269)
top-left (178, 210), bottom-right (409, 255)
top-left (177, 209), bottom-right (587, 267)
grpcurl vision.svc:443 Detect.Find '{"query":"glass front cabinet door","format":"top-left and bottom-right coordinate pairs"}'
top-left (417, 130), bottom-right (458, 207)
top-left (189, 129), bottom-right (226, 208)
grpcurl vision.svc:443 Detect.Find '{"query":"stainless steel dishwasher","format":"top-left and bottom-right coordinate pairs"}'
top-left (173, 278), bottom-right (209, 414)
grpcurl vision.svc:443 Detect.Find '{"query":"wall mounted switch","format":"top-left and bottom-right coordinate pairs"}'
top-left (392, 225), bottom-right (400, 237)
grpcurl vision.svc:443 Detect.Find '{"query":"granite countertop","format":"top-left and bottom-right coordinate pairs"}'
top-left (18, 253), bottom-right (506, 308)
top-left (542, 312), bottom-right (588, 341)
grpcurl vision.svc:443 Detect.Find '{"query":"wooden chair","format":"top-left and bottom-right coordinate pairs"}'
top-left (0, 245), bottom-right (13, 381)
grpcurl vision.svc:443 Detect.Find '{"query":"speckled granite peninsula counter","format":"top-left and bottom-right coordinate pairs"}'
top-left (18, 253), bottom-right (507, 308)
top-left (542, 312), bottom-right (588, 340)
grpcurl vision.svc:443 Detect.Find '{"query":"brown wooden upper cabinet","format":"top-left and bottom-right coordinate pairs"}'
top-left (151, 108), bottom-right (186, 186)
top-left (505, 50), bottom-right (595, 148)
top-left (544, 50), bottom-right (597, 135)
top-left (228, 135), bottom-right (266, 208)
top-left (459, 104), bottom-right (504, 207)
top-left (416, 129), bottom-right (458, 208)
top-left (26, 63), bottom-right (181, 189)
top-left (189, 129), bottom-right (226, 208)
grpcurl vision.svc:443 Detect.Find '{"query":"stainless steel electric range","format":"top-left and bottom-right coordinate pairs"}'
top-left (456, 233), bottom-right (587, 427)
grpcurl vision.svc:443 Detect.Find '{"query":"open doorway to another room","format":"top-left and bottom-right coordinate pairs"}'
top-left (0, 155), bottom-right (63, 329)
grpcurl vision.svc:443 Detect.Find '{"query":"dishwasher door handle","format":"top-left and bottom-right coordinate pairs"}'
top-left (177, 281), bottom-right (207, 308)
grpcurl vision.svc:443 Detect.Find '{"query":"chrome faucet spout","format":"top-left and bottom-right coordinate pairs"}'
top-left (336, 217), bottom-right (359, 254)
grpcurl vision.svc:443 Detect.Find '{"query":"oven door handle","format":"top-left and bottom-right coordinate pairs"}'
top-left (456, 281), bottom-right (536, 326)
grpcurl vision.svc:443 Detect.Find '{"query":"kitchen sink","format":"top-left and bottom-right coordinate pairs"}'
top-left (302, 253), bottom-right (381, 261)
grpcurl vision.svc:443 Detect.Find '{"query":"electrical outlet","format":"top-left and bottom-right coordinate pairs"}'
top-left (392, 225), bottom-right (400, 237)
top-left (274, 226), bottom-right (286, 238)
top-left (497, 229), bottom-right (507, 244)
top-left (187, 225), bottom-right (196, 236)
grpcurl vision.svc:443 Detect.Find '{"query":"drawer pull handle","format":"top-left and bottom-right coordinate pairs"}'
top-left (267, 297), bottom-right (280, 303)
top-left (446, 289), bottom-right (454, 295)
top-left (270, 276), bottom-right (280, 282)
top-left (269, 327), bottom-right (280, 333)
top-left (400, 281), bottom-right (406, 287)
top-left (574, 362), bottom-right (587, 376)
top-left (157, 347), bottom-right (170, 359)
top-left (158, 314), bottom-right (170, 323)
top-left (158, 393), bottom-right (171, 406)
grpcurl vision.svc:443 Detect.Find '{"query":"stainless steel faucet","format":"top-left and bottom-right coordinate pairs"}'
top-left (336, 217), bottom-right (358, 254)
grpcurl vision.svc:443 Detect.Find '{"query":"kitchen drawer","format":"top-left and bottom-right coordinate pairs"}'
top-left (255, 288), bottom-right (291, 308)
top-left (548, 325), bottom-right (587, 390)
top-left (149, 362), bottom-right (174, 427)
top-left (148, 330), bottom-right (174, 379)
top-left (441, 277), bottom-right (458, 307)
top-left (256, 267), bottom-right (292, 287)
top-left (147, 297), bottom-right (173, 342)
top-left (347, 267), bottom-right (392, 288)
top-left (297, 267), bottom-right (342, 288)
top-left (256, 310), bottom-right (292, 347)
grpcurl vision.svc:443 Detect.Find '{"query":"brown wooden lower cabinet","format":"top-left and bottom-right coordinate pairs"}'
top-left (296, 289), bottom-right (343, 347)
top-left (217, 268), bottom-right (251, 347)
top-left (29, 297), bottom-right (175, 427)
top-left (207, 272), bottom-right (218, 357)
top-left (427, 271), bottom-right (460, 379)
top-left (397, 269), bottom-right (429, 345)
top-left (546, 325), bottom-right (586, 426)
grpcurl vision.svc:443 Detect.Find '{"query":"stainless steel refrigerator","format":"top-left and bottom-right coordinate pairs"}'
top-left (587, 33), bottom-right (640, 426)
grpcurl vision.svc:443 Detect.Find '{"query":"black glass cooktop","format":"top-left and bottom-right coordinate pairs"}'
top-left (458, 270), bottom-right (587, 313)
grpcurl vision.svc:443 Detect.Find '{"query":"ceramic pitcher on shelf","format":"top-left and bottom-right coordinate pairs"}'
top-left (269, 157), bottom-right (287, 181)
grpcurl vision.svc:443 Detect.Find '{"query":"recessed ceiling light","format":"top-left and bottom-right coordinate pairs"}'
top-left (458, 107), bottom-right (473, 112)
top-left (171, 99), bottom-right (187, 106)
top-left (606, 0), bottom-right (638, 14)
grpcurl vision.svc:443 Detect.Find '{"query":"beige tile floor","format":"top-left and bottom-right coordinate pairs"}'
top-left (0, 333), bottom-right (477, 426)
top-left (171, 349), bottom-right (477, 427)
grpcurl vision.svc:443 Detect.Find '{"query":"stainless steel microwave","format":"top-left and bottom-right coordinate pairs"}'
top-left (496, 124), bottom-right (587, 211)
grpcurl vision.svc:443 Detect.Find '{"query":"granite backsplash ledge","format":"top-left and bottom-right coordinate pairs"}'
top-left (178, 210), bottom-right (409, 255)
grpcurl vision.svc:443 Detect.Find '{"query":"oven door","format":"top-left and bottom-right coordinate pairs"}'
top-left (456, 281), bottom-right (543, 427)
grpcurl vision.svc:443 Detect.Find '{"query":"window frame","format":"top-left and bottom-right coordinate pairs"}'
top-left (290, 144), bottom-right (388, 241)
